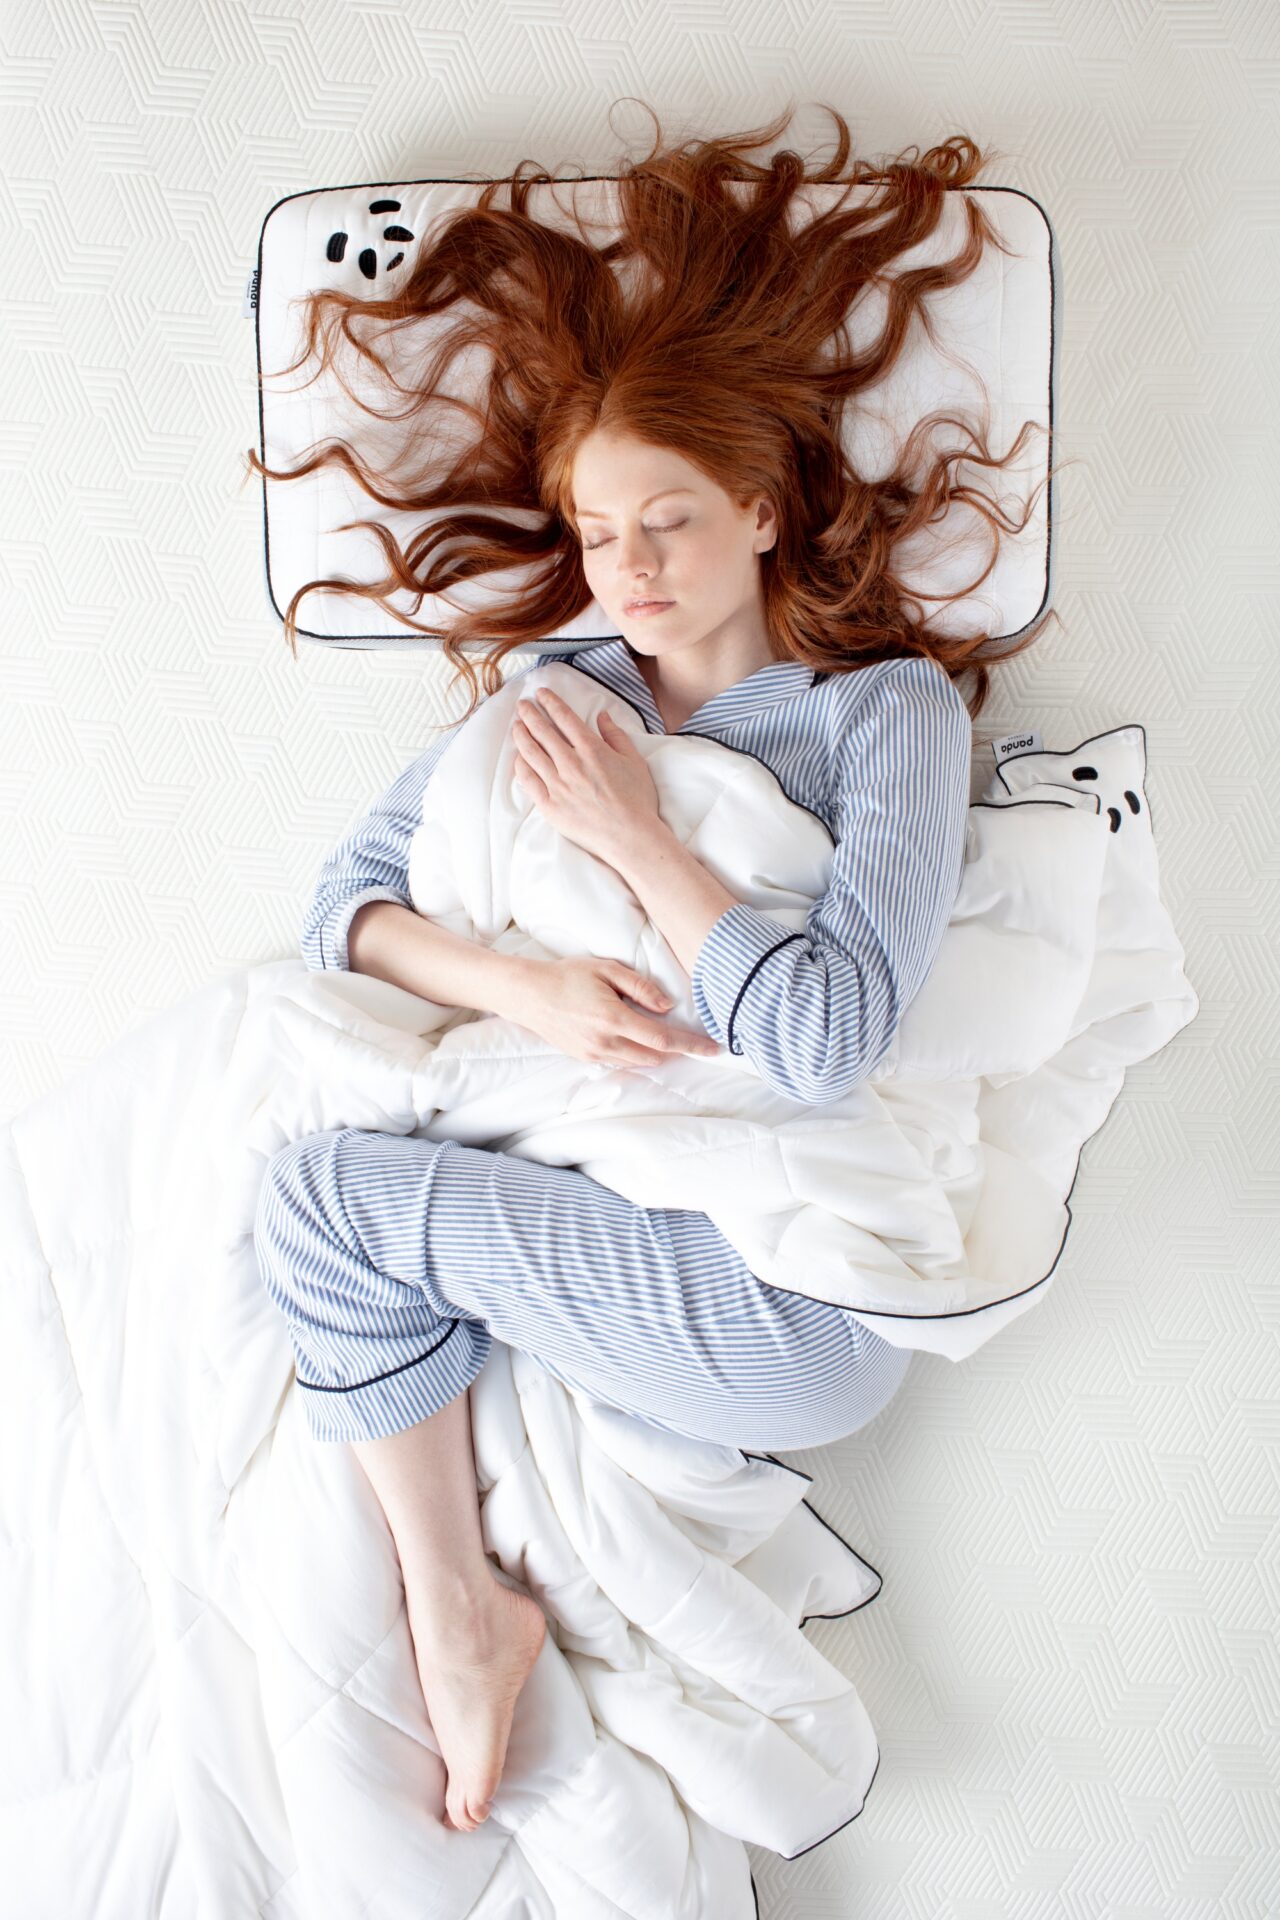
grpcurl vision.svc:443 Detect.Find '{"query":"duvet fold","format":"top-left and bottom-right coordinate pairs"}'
top-left (0, 664), bottom-right (1198, 1918)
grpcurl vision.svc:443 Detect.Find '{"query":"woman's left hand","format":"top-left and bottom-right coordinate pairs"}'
top-left (511, 688), bottom-right (662, 868)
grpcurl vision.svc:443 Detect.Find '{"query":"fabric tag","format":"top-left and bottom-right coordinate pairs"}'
top-left (991, 727), bottom-right (1042, 764)
top-left (242, 265), bottom-right (259, 318)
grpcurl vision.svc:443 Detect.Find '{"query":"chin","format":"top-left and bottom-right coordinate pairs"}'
top-left (622, 616), bottom-right (681, 640)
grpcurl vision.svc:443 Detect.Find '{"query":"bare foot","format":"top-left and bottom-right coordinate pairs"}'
top-left (406, 1576), bottom-right (547, 1832)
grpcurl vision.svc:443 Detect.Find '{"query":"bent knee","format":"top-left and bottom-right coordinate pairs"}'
top-left (855, 1328), bottom-right (913, 1419)
top-left (253, 1128), bottom-right (346, 1261)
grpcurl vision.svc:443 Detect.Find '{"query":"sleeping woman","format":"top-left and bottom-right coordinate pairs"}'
top-left (247, 101), bottom-right (1060, 1839)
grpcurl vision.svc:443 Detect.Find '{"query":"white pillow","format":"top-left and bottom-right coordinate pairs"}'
top-left (247, 175), bottom-right (1061, 653)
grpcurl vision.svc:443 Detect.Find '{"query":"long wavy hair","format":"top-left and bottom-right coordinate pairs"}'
top-left (244, 99), bottom-right (1072, 735)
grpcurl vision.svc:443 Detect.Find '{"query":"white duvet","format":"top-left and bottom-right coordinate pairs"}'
top-left (0, 662), bottom-right (1198, 1917)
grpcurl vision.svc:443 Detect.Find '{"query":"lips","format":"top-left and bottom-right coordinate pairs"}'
top-left (625, 599), bottom-right (675, 613)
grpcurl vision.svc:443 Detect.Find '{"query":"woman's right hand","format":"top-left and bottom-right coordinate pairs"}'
top-left (505, 955), bottom-right (721, 1071)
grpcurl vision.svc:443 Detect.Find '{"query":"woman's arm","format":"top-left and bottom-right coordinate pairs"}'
top-left (345, 899), bottom-right (531, 1017)
top-left (629, 655), bottom-right (972, 1105)
top-left (302, 650), bottom-right (562, 1013)
top-left (301, 729), bottom-right (457, 971)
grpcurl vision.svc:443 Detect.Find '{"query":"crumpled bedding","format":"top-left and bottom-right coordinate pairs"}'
top-left (402, 662), bottom-right (1201, 1356)
top-left (0, 663), bottom-right (1197, 1918)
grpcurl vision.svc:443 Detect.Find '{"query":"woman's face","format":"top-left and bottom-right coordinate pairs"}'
top-left (569, 431), bottom-right (777, 658)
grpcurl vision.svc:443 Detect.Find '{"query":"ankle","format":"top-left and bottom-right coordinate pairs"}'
top-left (402, 1563), bottom-right (503, 1644)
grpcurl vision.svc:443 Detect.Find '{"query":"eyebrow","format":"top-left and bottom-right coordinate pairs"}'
top-left (574, 488), bottom-right (697, 521)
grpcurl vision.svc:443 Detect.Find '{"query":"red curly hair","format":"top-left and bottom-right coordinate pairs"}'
top-left (244, 99), bottom-right (1071, 735)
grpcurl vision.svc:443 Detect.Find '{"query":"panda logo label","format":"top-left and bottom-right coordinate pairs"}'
top-left (325, 198), bottom-right (416, 283)
top-left (993, 728), bottom-right (1042, 760)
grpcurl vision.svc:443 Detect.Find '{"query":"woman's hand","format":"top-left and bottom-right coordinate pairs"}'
top-left (509, 955), bottom-right (720, 1071)
top-left (511, 687), bottom-right (661, 868)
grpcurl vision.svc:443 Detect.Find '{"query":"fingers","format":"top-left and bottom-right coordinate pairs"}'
top-left (618, 1014), bottom-right (719, 1059)
top-left (611, 966), bottom-right (671, 1010)
top-left (516, 691), bottom-right (589, 761)
top-left (600, 966), bottom-right (718, 1059)
top-left (526, 688), bottom-right (591, 742)
top-left (599, 1040), bottom-right (678, 1067)
top-left (596, 1036), bottom-right (719, 1070)
top-left (512, 713), bottom-right (556, 778)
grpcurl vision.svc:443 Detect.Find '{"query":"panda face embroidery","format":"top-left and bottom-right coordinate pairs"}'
top-left (325, 199), bottom-right (415, 283)
top-left (1062, 759), bottom-right (1143, 835)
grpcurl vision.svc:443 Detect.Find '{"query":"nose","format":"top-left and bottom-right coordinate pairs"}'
top-left (613, 525), bottom-right (659, 574)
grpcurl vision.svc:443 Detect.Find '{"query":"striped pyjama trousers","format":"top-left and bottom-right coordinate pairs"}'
top-left (253, 1125), bottom-right (913, 1450)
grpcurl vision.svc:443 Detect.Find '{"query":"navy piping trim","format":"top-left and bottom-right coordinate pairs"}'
top-left (295, 1315), bottom-right (462, 1391)
top-left (737, 1444), bottom-right (885, 1859)
top-left (725, 930), bottom-right (806, 1057)
top-left (550, 647), bottom-right (917, 829)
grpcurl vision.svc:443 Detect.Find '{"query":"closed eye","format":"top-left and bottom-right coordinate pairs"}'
top-left (583, 520), bottom-right (686, 552)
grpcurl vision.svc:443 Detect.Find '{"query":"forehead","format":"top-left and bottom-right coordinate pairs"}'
top-left (570, 439), bottom-right (705, 516)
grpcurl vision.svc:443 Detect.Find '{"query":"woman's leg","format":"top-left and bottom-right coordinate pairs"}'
top-left (346, 1391), bottom-right (547, 1834)
top-left (254, 1130), bottom-right (545, 1834)
top-left (255, 1127), bottom-right (910, 1455)
top-left (254, 1123), bottom-right (913, 1827)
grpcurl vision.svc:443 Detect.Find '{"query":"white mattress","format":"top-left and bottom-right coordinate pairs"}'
top-left (1, 32), bottom-right (1269, 1920)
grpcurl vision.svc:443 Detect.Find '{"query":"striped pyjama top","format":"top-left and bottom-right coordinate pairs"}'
top-left (253, 638), bottom-right (972, 1449)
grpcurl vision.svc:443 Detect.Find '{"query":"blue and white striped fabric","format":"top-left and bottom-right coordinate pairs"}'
top-left (257, 639), bottom-right (971, 1447)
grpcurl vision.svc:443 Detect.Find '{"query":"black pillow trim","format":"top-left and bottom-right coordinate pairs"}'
top-left (251, 182), bottom-right (1057, 649)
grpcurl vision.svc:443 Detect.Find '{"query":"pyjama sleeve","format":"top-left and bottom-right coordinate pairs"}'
top-left (689, 655), bottom-right (972, 1105)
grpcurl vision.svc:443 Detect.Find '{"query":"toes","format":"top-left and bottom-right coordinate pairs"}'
top-left (445, 1790), bottom-right (493, 1832)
